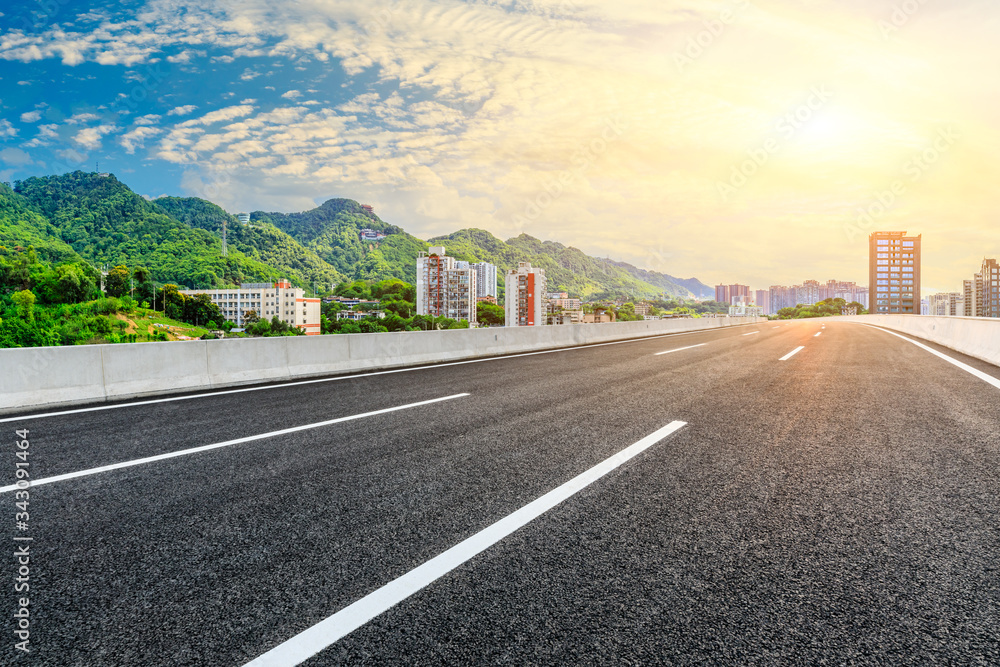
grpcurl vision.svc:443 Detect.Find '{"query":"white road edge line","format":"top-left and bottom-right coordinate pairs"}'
top-left (2, 327), bottom-right (758, 424)
top-left (814, 332), bottom-right (822, 337)
top-left (858, 324), bottom-right (1000, 391)
top-left (779, 346), bottom-right (805, 361)
top-left (0, 394), bottom-right (469, 494)
top-left (655, 344), bottom-right (706, 356)
top-left (242, 420), bottom-right (688, 667)
top-left (742, 332), bottom-right (760, 336)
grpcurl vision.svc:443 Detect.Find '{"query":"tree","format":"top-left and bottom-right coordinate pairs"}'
top-left (358, 319), bottom-right (388, 334)
top-left (183, 293), bottom-right (223, 327)
top-left (105, 265), bottom-right (131, 298)
top-left (12, 290), bottom-right (35, 321)
top-left (159, 284), bottom-right (185, 320)
top-left (477, 302), bottom-right (505, 326)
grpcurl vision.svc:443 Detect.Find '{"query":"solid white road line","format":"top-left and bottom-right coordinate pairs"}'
top-left (858, 324), bottom-right (1000, 391)
top-left (655, 344), bottom-right (706, 356)
top-left (243, 420), bottom-right (688, 667)
top-left (2, 327), bottom-right (757, 424)
top-left (0, 394), bottom-right (469, 494)
top-left (814, 332), bottom-right (822, 337)
top-left (772, 326), bottom-right (781, 329)
top-left (779, 346), bottom-right (805, 361)
top-left (742, 332), bottom-right (760, 336)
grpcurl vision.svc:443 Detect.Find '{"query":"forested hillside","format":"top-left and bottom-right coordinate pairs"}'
top-left (13, 172), bottom-right (285, 288)
top-left (253, 199), bottom-right (428, 283)
top-left (153, 196), bottom-right (345, 288)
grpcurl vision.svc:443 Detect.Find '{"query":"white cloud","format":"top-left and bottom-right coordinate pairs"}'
top-left (120, 126), bottom-right (163, 153)
top-left (0, 120), bottom-right (15, 137)
top-left (166, 49), bottom-right (204, 63)
top-left (240, 69), bottom-right (261, 81)
top-left (239, 98), bottom-right (257, 104)
top-left (67, 112), bottom-right (100, 125)
top-left (0, 148), bottom-right (33, 166)
top-left (20, 110), bottom-right (41, 123)
top-left (24, 124), bottom-right (58, 147)
top-left (133, 114), bottom-right (161, 125)
top-left (179, 105), bottom-right (255, 127)
top-left (281, 90), bottom-right (302, 99)
top-left (167, 105), bottom-right (198, 116)
top-left (73, 124), bottom-right (118, 149)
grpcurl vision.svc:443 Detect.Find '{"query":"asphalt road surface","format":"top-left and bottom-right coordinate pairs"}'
top-left (4, 319), bottom-right (1000, 665)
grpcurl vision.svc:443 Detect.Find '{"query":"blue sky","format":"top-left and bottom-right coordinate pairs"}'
top-left (1, 0), bottom-right (998, 293)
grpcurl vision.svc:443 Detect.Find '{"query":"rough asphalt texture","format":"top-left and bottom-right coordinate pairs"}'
top-left (4, 320), bottom-right (1000, 665)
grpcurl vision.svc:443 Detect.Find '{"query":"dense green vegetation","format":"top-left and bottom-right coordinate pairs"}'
top-left (254, 199), bottom-right (428, 283)
top-left (153, 197), bottom-right (345, 288)
top-left (12, 172), bottom-right (291, 288)
top-left (774, 298), bottom-right (867, 319)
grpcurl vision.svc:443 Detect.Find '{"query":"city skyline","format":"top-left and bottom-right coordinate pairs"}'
top-left (1, 1), bottom-right (998, 292)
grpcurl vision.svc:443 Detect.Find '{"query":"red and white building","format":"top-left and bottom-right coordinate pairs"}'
top-left (505, 262), bottom-right (546, 327)
top-left (181, 281), bottom-right (322, 335)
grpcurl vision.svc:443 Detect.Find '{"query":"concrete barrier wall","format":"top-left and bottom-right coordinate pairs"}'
top-left (1, 317), bottom-right (760, 414)
top-left (841, 314), bottom-right (1000, 367)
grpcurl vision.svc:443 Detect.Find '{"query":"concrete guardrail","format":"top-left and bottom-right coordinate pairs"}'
top-left (2, 317), bottom-right (762, 414)
top-left (841, 314), bottom-right (1000, 368)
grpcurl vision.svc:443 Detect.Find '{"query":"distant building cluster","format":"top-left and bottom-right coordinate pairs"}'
top-left (181, 281), bottom-right (321, 334)
top-left (715, 280), bottom-right (868, 316)
top-left (960, 258), bottom-right (1000, 318)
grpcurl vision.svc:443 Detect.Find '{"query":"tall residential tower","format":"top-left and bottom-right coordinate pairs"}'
top-left (869, 231), bottom-right (921, 314)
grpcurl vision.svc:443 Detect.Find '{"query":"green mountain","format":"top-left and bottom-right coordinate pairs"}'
top-left (5, 172), bottom-right (711, 299)
top-left (427, 228), bottom-right (708, 299)
top-left (152, 196), bottom-right (345, 288)
top-left (0, 183), bottom-right (82, 264)
top-left (12, 172), bottom-right (296, 288)
top-left (253, 199), bottom-right (428, 283)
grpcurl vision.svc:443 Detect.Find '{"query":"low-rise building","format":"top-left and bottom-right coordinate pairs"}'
top-left (336, 310), bottom-right (386, 321)
top-left (181, 281), bottom-right (321, 335)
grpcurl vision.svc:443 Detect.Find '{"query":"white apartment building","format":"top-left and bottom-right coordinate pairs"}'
top-left (416, 247), bottom-right (478, 324)
top-left (505, 262), bottom-right (546, 327)
top-left (181, 281), bottom-right (321, 334)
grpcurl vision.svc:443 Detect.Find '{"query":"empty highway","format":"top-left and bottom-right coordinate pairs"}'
top-left (4, 319), bottom-right (1000, 665)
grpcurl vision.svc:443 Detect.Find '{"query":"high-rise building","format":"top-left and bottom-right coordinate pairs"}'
top-left (472, 262), bottom-right (498, 299)
top-left (505, 262), bottom-right (546, 327)
top-left (180, 281), bottom-right (321, 334)
top-left (963, 277), bottom-right (980, 317)
top-left (869, 231), bottom-right (921, 314)
top-left (981, 258), bottom-right (1000, 318)
top-left (754, 290), bottom-right (770, 315)
top-left (416, 247), bottom-right (478, 324)
top-left (715, 284), bottom-right (749, 305)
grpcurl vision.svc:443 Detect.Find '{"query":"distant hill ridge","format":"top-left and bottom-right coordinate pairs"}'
top-left (1, 171), bottom-right (711, 298)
